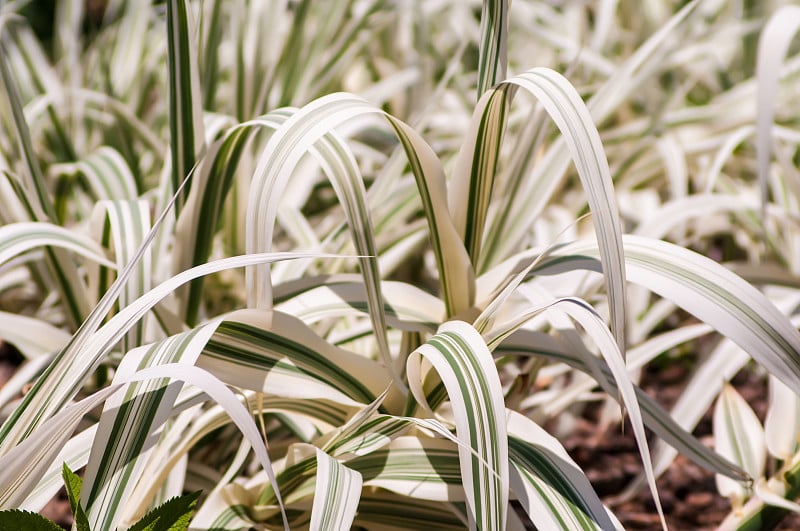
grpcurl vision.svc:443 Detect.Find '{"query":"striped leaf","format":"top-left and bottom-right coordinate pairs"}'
top-left (166, 0), bottom-right (204, 212)
top-left (452, 68), bottom-right (626, 353)
top-left (310, 447), bottom-right (362, 531)
top-left (124, 392), bottom-right (356, 522)
top-left (0, 251), bottom-right (332, 452)
top-left (89, 199), bottom-right (151, 351)
top-left (72, 147), bottom-right (138, 201)
top-left (0, 221), bottom-right (113, 268)
top-left (76, 307), bottom-right (389, 529)
top-left (349, 436), bottom-right (464, 502)
top-left (198, 310), bottom-right (387, 405)
top-left (407, 321), bottom-right (508, 530)
top-left (531, 235), bottom-right (800, 392)
top-left (245, 99), bottom-right (398, 384)
top-left (476, 0), bottom-right (507, 96)
top-left (352, 492), bottom-right (465, 529)
top-left (245, 93), bottom-right (473, 319)
top-left (173, 123), bottom-right (255, 325)
top-left (494, 328), bottom-right (746, 483)
top-left (449, 84), bottom-right (509, 266)
top-left (121, 363), bottom-right (292, 529)
top-left (485, 297), bottom-right (665, 529)
top-left (0, 39), bottom-right (54, 220)
top-left (19, 427), bottom-right (95, 512)
top-left (0, 37), bottom-right (91, 327)
top-left (0, 385), bottom-right (122, 508)
top-left (507, 411), bottom-right (619, 530)
top-left (198, 0), bottom-right (224, 110)
top-left (243, 94), bottom-right (471, 387)
top-left (0, 312), bottom-right (71, 359)
top-left (106, 1), bottom-right (151, 102)
top-left (714, 384), bottom-right (765, 504)
top-left (478, 0), bottom-right (701, 271)
top-left (274, 275), bottom-right (442, 333)
top-left (81, 324), bottom-right (221, 531)
top-left (639, 338), bottom-right (751, 494)
top-left (764, 375), bottom-right (800, 461)
top-left (0, 169), bottom-right (201, 451)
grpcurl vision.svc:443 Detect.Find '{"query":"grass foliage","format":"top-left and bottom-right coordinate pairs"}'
top-left (1, 0), bottom-right (800, 529)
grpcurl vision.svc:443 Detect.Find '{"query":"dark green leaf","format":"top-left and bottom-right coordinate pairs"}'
top-left (62, 463), bottom-right (90, 531)
top-left (126, 491), bottom-right (201, 531)
top-left (0, 510), bottom-right (64, 531)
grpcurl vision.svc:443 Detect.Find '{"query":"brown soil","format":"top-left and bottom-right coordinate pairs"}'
top-left (563, 364), bottom-right (800, 530)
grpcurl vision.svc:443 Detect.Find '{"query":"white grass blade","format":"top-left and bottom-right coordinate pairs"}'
top-left (0, 251), bottom-right (332, 452)
top-left (0, 161), bottom-right (200, 450)
top-left (0, 221), bottom-right (113, 268)
top-left (89, 199), bottom-right (152, 351)
top-left (274, 276), bottom-right (442, 332)
top-left (0, 384), bottom-right (122, 508)
top-left (351, 435), bottom-right (465, 503)
top-left (19, 426), bottom-right (95, 512)
top-left (507, 410), bottom-right (620, 530)
top-left (198, 309), bottom-right (389, 405)
top-left (756, 6), bottom-right (800, 212)
top-left (477, 0), bottom-right (507, 96)
top-left (0, 41), bottom-right (97, 326)
top-left (310, 447), bottom-right (362, 531)
top-left (0, 38), bottom-right (55, 220)
top-left (754, 478), bottom-right (800, 516)
top-left (510, 69), bottom-right (627, 352)
top-left (81, 323), bottom-right (222, 531)
top-left (0, 311), bottom-right (70, 358)
top-left (534, 235), bottom-right (800, 392)
top-left (173, 112), bottom-right (288, 324)
top-left (167, 0), bottom-right (205, 213)
top-left (122, 363), bottom-right (290, 529)
top-left (480, 0), bottom-right (701, 270)
top-left (407, 321), bottom-right (508, 530)
top-left (453, 68), bottom-right (626, 358)
top-left (71, 147), bottom-right (138, 201)
top-left (0, 355), bottom-right (51, 412)
top-left (490, 297), bottom-right (665, 529)
top-left (243, 102), bottom-right (402, 388)
top-left (245, 92), bottom-right (473, 318)
top-left (764, 374), bottom-right (800, 461)
top-left (714, 383), bottom-right (765, 504)
top-left (622, 338), bottom-right (751, 501)
top-left (494, 328), bottom-right (747, 482)
top-left (352, 492), bottom-right (466, 529)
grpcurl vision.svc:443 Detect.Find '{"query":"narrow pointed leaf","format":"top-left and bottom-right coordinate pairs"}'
top-left (166, 0), bottom-right (204, 212)
top-left (407, 321), bottom-right (508, 530)
top-left (310, 448), bottom-right (362, 531)
top-left (756, 6), bottom-right (800, 211)
top-left (764, 375), bottom-right (800, 460)
top-left (62, 464), bottom-right (90, 531)
top-left (531, 235), bottom-right (800, 392)
top-left (507, 411), bottom-right (619, 530)
top-left (714, 384), bottom-right (765, 501)
top-left (476, 0), bottom-right (507, 96)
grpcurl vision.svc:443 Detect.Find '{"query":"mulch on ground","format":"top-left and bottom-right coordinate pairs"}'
top-left (563, 363), bottom-right (800, 530)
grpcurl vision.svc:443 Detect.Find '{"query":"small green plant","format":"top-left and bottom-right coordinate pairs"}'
top-left (0, 464), bottom-right (199, 531)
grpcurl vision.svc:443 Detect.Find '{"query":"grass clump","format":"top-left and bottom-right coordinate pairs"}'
top-left (0, 1), bottom-right (800, 529)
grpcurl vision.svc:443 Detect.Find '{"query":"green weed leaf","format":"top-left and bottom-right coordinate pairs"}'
top-left (62, 463), bottom-right (90, 531)
top-left (126, 491), bottom-right (201, 531)
top-left (0, 510), bottom-right (64, 531)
